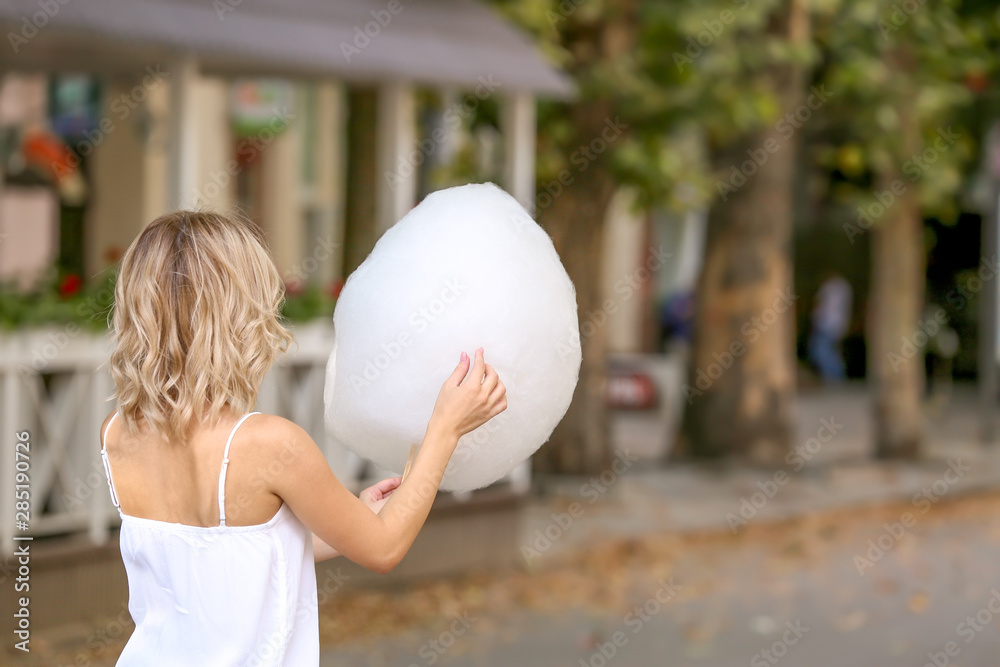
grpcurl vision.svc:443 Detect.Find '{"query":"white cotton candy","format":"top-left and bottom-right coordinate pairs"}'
top-left (323, 183), bottom-right (581, 492)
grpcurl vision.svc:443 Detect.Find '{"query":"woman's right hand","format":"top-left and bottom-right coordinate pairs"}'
top-left (428, 348), bottom-right (507, 442)
top-left (271, 348), bottom-right (506, 574)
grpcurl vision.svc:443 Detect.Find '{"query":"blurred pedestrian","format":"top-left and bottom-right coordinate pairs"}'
top-left (808, 272), bottom-right (852, 382)
top-left (659, 289), bottom-right (695, 350)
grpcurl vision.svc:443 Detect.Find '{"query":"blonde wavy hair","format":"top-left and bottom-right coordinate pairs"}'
top-left (109, 211), bottom-right (293, 443)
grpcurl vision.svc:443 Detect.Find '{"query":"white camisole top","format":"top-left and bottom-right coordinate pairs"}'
top-left (100, 412), bottom-right (319, 666)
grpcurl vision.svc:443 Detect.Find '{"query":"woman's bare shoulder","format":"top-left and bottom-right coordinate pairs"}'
top-left (244, 413), bottom-right (315, 452)
top-left (241, 414), bottom-right (327, 494)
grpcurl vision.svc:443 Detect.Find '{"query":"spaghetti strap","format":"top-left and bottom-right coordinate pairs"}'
top-left (100, 412), bottom-right (121, 510)
top-left (217, 412), bottom-right (261, 526)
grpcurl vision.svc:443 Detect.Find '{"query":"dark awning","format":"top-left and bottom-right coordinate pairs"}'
top-left (0, 0), bottom-right (572, 96)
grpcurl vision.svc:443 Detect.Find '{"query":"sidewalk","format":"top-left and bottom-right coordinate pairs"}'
top-left (318, 384), bottom-right (1000, 667)
top-left (522, 383), bottom-right (999, 563)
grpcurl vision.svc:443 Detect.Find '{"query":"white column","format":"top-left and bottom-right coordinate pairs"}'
top-left (193, 77), bottom-right (236, 210)
top-left (501, 91), bottom-right (537, 493)
top-left (90, 77), bottom-right (154, 274)
top-left (167, 55), bottom-right (200, 211)
top-left (261, 104), bottom-right (302, 278)
top-left (501, 91), bottom-right (537, 213)
top-left (375, 81), bottom-right (417, 235)
top-left (602, 187), bottom-right (647, 354)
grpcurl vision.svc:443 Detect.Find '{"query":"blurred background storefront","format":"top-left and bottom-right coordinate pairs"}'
top-left (0, 0), bottom-right (571, 297)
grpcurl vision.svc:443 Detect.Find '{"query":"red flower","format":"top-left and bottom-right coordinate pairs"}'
top-left (965, 71), bottom-right (989, 94)
top-left (327, 280), bottom-right (344, 300)
top-left (284, 279), bottom-right (304, 296)
top-left (58, 274), bottom-right (83, 299)
top-left (103, 245), bottom-right (124, 264)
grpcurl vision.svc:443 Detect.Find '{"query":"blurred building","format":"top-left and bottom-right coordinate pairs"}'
top-left (0, 0), bottom-right (570, 289)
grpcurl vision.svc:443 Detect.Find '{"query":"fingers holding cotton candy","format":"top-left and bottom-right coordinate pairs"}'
top-left (324, 182), bottom-right (581, 492)
top-left (430, 349), bottom-right (509, 440)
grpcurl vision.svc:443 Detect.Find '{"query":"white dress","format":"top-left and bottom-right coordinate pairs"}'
top-left (101, 412), bottom-right (319, 666)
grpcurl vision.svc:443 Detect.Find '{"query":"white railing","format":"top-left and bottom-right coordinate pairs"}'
top-left (0, 321), bottom-right (529, 556)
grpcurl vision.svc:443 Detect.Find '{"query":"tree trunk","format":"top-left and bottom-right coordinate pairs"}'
top-left (869, 92), bottom-right (924, 458)
top-left (680, 0), bottom-right (807, 464)
top-left (532, 0), bottom-right (638, 476)
top-left (535, 160), bottom-right (617, 474)
top-left (681, 134), bottom-right (799, 463)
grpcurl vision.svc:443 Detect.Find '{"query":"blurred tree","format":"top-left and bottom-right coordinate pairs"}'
top-left (495, 0), bottom-right (816, 469)
top-left (674, 0), bottom-right (813, 463)
top-left (493, 0), bottom-right (642, 474)
top-left (817, 0), bottom-right (996, 457)
top-left (497, 0), bottom-right (996, 470)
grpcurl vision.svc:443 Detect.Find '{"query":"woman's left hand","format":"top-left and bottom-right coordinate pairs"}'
top-left (360, 476), bottom-right (403, 515)
top-left (313, 476), bottom-right (404, 562)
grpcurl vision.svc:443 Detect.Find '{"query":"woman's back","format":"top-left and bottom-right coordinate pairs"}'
top-left (101, 411), bottom-right (319, 666)
top-left (99, 210), bottom-right (506, 665)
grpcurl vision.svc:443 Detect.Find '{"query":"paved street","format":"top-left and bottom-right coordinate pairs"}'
top-left (13, 386), bottom-right (1000, 667)
top-left (321, 491), bottom-right (1000, 667)
top-left (317, 385), bottom-right (1000, 667)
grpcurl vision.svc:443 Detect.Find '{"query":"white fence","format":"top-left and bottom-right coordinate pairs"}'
top-left (0, 322), bottom-right (529, 556)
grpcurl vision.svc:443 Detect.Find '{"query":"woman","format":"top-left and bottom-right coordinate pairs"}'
top-left (100, 210), bottom-right (506, 665)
